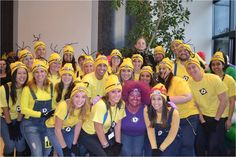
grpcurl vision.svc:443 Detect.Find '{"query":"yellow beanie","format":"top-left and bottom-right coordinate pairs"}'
top-left (150, 83), bottom-right (167, 100)
top-left (18, 49), bottom-right (33, 61)
top-left (131, 54), bottom-right (143, 64)
top-left (34, 41), bottom-right (46, 52)
top-left (105, 74), bottom-right (122, 94)
top-left (177, 44), bottom-right (194, 56)
top-left (94, 55), bottom-right (108, 67)
top-left (10, 61), bottom-right (28, 75)
top-left (48, 53), bottom-right (62, 65)
top-left (140, 66), bottom-right (153, 77)
top-left (185, 57), bottom-right (202, 71)
top-left (60, 63), bottom-right (74, 76)
top-left (83, 55), bottom-right (94, 66)
top-left (110, 49), bottom-right (123, 59)
top-left (159, 57), bottom-right (174, 72)
top-left (154, 46), bottom-right (165, 56)
top-left (210, 51), bottom-right (225, 64)
top-left (32, 59), bottom-right (49, 73)
top-left (120, 58), bottom-right (134, 71)
top-left (63, 45), bottom-right (74, 55)
top-left (70, 82), bottom-right (88, 98)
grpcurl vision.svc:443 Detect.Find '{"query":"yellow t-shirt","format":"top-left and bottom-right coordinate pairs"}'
top-left (144, 106), bottom-right (180, 151)
top-left (20, 85), bottom-right (53, 119)
top-left (0, 83), bottom-right (22, 120)
top-left (52, 88), bottom-right (68, 110)
top-left (174, 60), bottom-right (191, 82)
top-left (48, 73), bottom-right (61, 87)
top-left (188, 73), bottom-right (228, 117)
top-left (134, 73), bottom-right (140, 81)
top-left (82, 72), bottom-right (108, 101)
top-left (82, 99), bottom-right (126, 134)
top-left (28, 71), bottom-right (33, 82)
top-left (221, 74), bottom-right (236, 117)
top-left (46, 101), bottom-right (81, 128)
top-left (168, 76), bottom-right (199, 118)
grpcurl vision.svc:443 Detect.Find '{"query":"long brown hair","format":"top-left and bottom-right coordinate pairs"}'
top-left (147, 96), bottom-right (169, 128)
top-left (55, 81), bottom-right (75, 103)
top-left (28, 73), bottom-right (50, 93)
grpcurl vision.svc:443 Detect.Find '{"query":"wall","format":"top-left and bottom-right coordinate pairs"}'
top-left (183, 0), bottom-right (213, 62)
top-left (16, 1), bottom-right (97, 59)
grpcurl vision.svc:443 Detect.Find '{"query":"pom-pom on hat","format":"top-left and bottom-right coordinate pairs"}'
top-left (151, 83), bottom-right (167, 100)
top-left (32, 59), bottom-right (49, 73)
top-left (70, 82), bottom-right (88, 98)
top-left (59, 63), bottom-right (74, 76)
top-left (10, 61), bottom-right (27, 75)
top-left (122, 80), bottom-right (150, 105)
top-left (110, 49), bottom-right (122, 59)
top-left (105, 74), bottom-right (122, 94)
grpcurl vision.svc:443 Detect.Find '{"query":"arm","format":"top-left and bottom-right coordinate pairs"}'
top-left (114, 120), bottom-right (121, 143)
top-left (195, 101), bottom-right (205, 123)
top-left (54, 116), bottom-right (67, 148)
top-left (215, 92), bottom-right (228, 120)
top-left (94, 122), bottom-right (109, 148)
top-left (2, 107), bottom-right (12, 124)
top-left (169, 93), bottom-right (192, 104)
top-left (143, 107), bottom-right (157, 149)
top-left (72, 121), bottom-right (82, 145)
top-left (226, 96), bottom-right (235, 129)
top-left (159, 109), bottom-right (180, 151)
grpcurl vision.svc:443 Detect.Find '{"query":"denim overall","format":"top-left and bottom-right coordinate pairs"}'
top-left (154, 108), bottom-right (181, 156)
top-left (22, 84), bottom-right (53, 156)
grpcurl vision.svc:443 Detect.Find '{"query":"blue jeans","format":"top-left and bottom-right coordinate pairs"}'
top-left (178, 114), bottom-right (198, 156)
top-left (22, 118), bottom-right (51, 156)
top-left (46, 127), bottom-right (75, 156)
top-left (121, 133), bottom-right (146, 156)
top-left (0, 118), bottom-right (26, 154)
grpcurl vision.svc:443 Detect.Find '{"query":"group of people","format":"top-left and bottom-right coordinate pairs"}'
top-left (0, 36), bottom-right (235, 157)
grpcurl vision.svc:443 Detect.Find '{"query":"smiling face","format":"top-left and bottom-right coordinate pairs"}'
top-left (132, 59), bottom-right (143, 71)
top-left (171, 41), bottom-right (181, 55)
top-left (151, 94), bottom-right (163, 112)
top-left (72, 91), bottom-right (86, 108)
top-left (108, 88), bottom-right (122, 106)
top-left (120, 69), bottom-right (133, 81)
top-left (186, 63), bottom-right (201, 78)
top-left (49, 61), bottom-right (61, 73)
top-left (16, 68), bottom-right (28, 87)
top-left (111, 56), bottom-right (121, 67)
top-left (210, 60), bottom-right (224, 75)
top-left (63, 53), bottom-right (73, 63)
top-left (135, 38), bottom-right (147, 51)
top-left (178, 48), bottom-right (190, 61)
top-left (61, 73), bottom-right (73, 87)
top-left (83, 62), bottom-right (94, 75)
top-left (95, 63), bottom-right (107, 79)
top-left (128, 90), bottom-right (141, 108)
top-left (33, 68), bottom-right (47, 84)
top-left (158, 64), bottom-right (171, 80)
top-left (22, 56), bottom-right (34, 69)
top-left (35, 46), bottom-right (46, 59)
top-left (154, 53), bottom-right (164, 63)
top-left (140, 72), bottom-right (152, 85)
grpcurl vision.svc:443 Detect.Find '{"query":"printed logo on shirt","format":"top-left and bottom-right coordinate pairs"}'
top-left (42, 108), bottom-right (48, 114)
top-left (199, 88), bottom-right (207, 95)
top-left (158, 130), bottom-right (163, 136)
top-left (183, 76), bottom-right (189, 81)
top-left (16, 105), bottom-right (21, 112)
top-left (131, 116), bottom-right (139, 123)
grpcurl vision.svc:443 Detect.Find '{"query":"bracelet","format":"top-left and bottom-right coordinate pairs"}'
top-left (102, 142), bottom-right (109, 148)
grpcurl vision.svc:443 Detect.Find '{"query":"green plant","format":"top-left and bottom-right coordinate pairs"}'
top-left (111, 0), bottom-right (190, 58)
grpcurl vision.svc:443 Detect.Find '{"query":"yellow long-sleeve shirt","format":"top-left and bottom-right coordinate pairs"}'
top-left (144, 106), bottom-right (180, 151)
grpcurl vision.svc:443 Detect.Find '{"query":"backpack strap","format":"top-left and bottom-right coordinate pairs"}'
top-left (174, 62), bottom-right (177, 76)
top-left (3, 84), bottom-right (10, 107)
top-left (29, 86), bottom-right (37, 100)
top-left (50, 83), bottom-right (53, 98)
top-left (102, 103), bottom-right (109, 125)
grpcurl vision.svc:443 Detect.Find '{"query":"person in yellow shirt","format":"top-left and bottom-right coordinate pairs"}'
top-left (20, 59), bottom-right (54, 156)
top-left (157, 57), bottom-right (199, 156)
top-left (34, 40), bottom-right (47, 59)
top-left (62, 44), bottom-right (78, 72)
top-left (110, 49), bottom-right (123, 74)
top-left (170, 39), bottom-right (183, 59)
top-left (185, 57), bottom-right (228, 156)
top-left (153, 45), bottom-right (165, 70)
top-left (118, 58), bottom-right (134, 84)
top-left (48, 53), bottom-right (62, 87)
top-left (132, 54), bottom-right (143, 81)
top-left (144, 83), bottom-right (181, 156)
top-left (45, 83), bottom-right (90, 156)
top-left (82, 55), bottom-right (109, 102)
top-left (82, 55), bottom-right (94, 78)
top-left (139, 66), bottom-right (155, 87)
top-left (52, 63), bottom-right (75, 109)
top-left (79, 75), bottom-right (126, 156)
top-left (18, 49), bottom-right (34, 81)
top-left (0, 61), bottom-right (28, 156)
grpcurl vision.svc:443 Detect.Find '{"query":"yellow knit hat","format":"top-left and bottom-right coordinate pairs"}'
top-left (10, 61), bottom-right (28, 75)
top-left (120, 58), bottom-right (134, 71)
top-left (150, 83), bottom-right (167, 100)
top-left (131, 54), bottom-right (143, 64)
top-left (159, 57), bottom-right (174, 72)
top-left (94, 55), bottom-right (108, 67)
top-left (105, 74), bottom-right (122, 94)
top-left (59, 63), bottom-right (74, 76)
top-left (140, 66), bottom-right (153, 77)
top-left (70, 82), bottom-right (88, 98)
top-left (63, 45), bottom-right (74, 55)
top-left (34, 41), bottom-right (46, 52)
top-left (210, 51), bottom-right (225, 64)
top-left (110, 49), bottom-right (123, 59)
top-left (48, 53), bottom-right (62, 65)
top-left (32, 59), bottom-right (49, 73)
top-left (154, 46), bottom-right (165, 56)
top-left (177, 44), bottom-right (194, 56)
top-left (83, 55), bottom-right (94, 66)
top-left (185, 57), bottom-right (202, 70)
top-left (18, 49), bottom-right (33, 61)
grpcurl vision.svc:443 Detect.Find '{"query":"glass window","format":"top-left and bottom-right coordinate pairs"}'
top-left (214, 37), bottom-right (229, 55)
